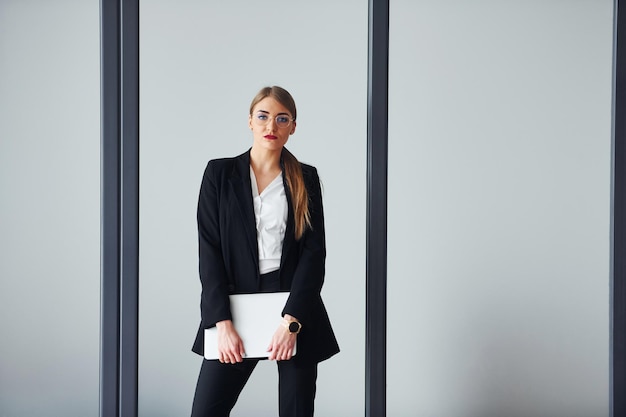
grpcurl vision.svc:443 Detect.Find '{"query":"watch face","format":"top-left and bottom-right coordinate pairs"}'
top-left (288, 322), bottom-right (300, 333)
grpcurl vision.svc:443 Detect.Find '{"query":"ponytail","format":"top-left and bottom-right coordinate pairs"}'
top-left (282, 148), bottom-right (310, 240)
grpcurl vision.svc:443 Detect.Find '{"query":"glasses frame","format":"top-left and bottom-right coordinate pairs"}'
top-left (251, 111), bottom-right (295, 129)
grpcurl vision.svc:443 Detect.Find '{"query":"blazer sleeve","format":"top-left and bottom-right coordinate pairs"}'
top-left (282, 166), bottom-right (326, 325)
top-left (197, 160), bottom-right (232, 327)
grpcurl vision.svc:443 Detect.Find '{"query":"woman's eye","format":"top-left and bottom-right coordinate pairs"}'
top-left (256, 114), bottom-right (268, 120)
top-left (277, 116), bottom-right (289, 123)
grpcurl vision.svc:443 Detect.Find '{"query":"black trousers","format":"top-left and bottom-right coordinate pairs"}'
top-left (190, 358), bottom-right (317, 417)
top-left (191, 270), bottom-right (318, 417)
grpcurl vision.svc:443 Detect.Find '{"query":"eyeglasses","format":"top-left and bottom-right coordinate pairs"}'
top-left (252, 112), bottom-right (294, 129)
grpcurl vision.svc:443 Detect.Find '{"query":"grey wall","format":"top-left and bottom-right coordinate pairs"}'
top-left (388, 1), bottom-right (613, 416)
top-left (138, 1), bottom-right (367, 416)
top-left (0, 1), bottom-right (100, 416)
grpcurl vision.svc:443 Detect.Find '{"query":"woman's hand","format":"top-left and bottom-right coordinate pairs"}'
top-left (216, 320), bottom-right (245, 363)
top-left (267, 315), bottom-right (298, 361)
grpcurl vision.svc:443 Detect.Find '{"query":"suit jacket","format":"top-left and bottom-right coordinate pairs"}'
top-left (192, 149), bottom-right (340, 364)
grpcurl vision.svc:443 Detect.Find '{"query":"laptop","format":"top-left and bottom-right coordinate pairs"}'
top-left (204, 292), bottom-right (297, 360)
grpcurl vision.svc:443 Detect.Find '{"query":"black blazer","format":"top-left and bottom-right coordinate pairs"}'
top-left (192, 149), bottom-right (339, 364)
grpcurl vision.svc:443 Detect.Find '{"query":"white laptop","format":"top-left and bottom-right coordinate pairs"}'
top-left (204, 292), bottom-right (297, 360)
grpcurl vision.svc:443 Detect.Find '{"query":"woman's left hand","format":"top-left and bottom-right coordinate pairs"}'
top-left (267, 315), bottom-right (298, 361)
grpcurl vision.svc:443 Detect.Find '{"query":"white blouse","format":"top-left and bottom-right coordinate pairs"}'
top-left (249, 167), bottom-right (288, 274)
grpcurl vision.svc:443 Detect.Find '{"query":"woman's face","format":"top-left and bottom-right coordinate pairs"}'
top-left (249, 97), bottom-right (296, 153)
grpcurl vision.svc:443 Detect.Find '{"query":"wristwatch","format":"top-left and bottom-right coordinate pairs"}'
top-left (282, 319), bottom-right (302, 334)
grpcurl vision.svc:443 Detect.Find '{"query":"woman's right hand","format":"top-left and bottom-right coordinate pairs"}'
top-left (215, 320), bottom-right (245, 363)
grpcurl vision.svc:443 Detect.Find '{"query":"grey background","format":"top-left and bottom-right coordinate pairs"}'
top-left (388, 1), bottom-right (612, 416)
top-left (0, 0), bottom-right (614, 416)
top-left (0, 0), bottom-right (100, 416)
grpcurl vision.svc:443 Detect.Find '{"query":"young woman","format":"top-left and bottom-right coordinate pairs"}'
top-left (191, 86), bottom-right (339, 417)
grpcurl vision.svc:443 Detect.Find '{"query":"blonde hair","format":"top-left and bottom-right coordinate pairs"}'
top-left (249, 86), bottom-right (311, 240)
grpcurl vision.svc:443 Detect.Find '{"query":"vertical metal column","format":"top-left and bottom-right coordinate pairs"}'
top-left (366, 0), bottom-right (389, 416)
top-left (119, 0), bottom-right (140, 415)
top-left (100, 0), bottom-right (139, 416)
top-left (100, 0), bottom-right (121, 414)
top-left (612, 1), bottom-right (626, 416)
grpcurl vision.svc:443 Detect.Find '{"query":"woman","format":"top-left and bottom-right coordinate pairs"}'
top-left (191, 86), bottom-right (339, 417)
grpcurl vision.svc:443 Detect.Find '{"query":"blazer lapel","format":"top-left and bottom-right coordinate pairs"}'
top-left (227, 149), bottom-right (296, 286)
top-left (228, 151), bottom-right (260, 276)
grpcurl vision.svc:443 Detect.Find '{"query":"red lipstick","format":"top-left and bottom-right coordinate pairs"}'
top-left (264, 135), bottom-right (277, 139)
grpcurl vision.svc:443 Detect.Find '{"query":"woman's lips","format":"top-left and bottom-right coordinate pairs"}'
top-left (264, 135), bottom-right (277, 139)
